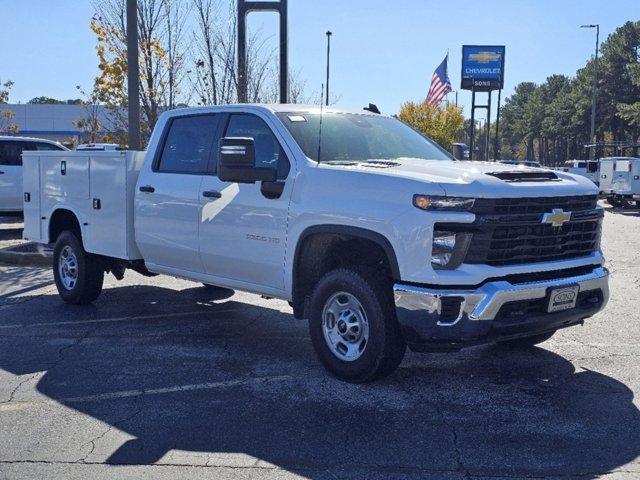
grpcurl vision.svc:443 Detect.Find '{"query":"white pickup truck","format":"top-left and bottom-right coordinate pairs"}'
top-left (22, 104), bottom-right (609, 382)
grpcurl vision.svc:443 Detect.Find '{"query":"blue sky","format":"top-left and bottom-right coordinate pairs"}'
top-left (2, 0), bottom-right (638, 120)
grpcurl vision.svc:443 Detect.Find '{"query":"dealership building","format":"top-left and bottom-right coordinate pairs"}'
top-left (1, 103), bottom-right (112, 144)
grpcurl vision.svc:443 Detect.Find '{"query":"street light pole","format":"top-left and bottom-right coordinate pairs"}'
top-left (126, 0), bottom-right (141, 150)
top-left (325, 31), bottom-right (332, 106)
top-left (581, 24), bottom-right (600, 159)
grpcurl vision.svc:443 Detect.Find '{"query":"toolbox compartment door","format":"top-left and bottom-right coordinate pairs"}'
top-left (21, 153), bottom-right (42, 242)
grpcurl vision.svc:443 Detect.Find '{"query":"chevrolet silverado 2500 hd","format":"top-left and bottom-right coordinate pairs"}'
top-left (22, 104), bottom-right (609, 382)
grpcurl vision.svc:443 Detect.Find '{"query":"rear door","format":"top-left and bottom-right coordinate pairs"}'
top-left (630, 160), bottom-right (640, 196)
top-left (135, 114), bottom-right (222, 273)
top-left (0, 140), bottom-right (29, 211)
top-left (613, 159), bottom-right (631, 193)
top-left (600, 161), bottom-right (614, 193)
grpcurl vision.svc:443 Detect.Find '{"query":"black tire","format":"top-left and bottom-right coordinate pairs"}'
top-left (607, 196), bottom-right (622, 208)
top-left (308, 268), bottom-right (406, 383)
top-left (53, 230), bottom-right (104, 305)
top-left (497, 330), bottom-right (556, 349)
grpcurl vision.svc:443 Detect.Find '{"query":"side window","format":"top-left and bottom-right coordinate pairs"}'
top-left (225, 114), bottom-right (290, 179)
top-left (0, 141), bottom-right (25, 166)
top-left (157, 115), bottom-right (219, 174)
top-left (35, 142), bottom-right (65, 151)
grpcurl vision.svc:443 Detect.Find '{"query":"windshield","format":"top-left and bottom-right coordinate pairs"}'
top-left (275, 112), bottom-right (451, 162)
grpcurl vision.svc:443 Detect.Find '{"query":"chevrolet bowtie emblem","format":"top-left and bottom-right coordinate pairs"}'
top-left (542, 209), bottom-right (572, 227)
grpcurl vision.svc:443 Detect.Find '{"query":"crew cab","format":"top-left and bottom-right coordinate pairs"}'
top-left (22, 104), bottom-right (609, 382)
top-left (0, 136), bottom-right (67, 212)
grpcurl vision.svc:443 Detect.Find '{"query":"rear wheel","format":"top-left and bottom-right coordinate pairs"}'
top-left (497, 330), bottom-right (555, 349)
top-left (308, 268), bottom-right (406, 382)
top-left (53, 231), bottom-right (104, 305)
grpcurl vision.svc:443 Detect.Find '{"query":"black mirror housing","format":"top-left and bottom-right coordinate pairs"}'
top-left (218, 137), bottom-right (277, 184)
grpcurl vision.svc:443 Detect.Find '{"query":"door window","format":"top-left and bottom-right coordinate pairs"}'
top-left (224, 114), bottom-right (290, 179)
top-left (0, 141), bottom-right (36, 166)
top-left (157, 115), bottom-right (219, 174)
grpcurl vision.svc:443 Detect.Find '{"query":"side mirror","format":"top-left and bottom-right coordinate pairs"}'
top-left (218, 137), bottom-right (277, 184)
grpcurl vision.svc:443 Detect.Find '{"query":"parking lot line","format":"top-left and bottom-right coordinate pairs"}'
top-left (0, 308), bottom-right (239, 330)
top-left (0, 375), bottom-right (294, 412)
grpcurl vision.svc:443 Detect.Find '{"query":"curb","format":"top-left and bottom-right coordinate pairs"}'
top-left (0, 244), bottom-right (52, 268)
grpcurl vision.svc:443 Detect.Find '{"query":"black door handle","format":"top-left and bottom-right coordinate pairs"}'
top-left (139, 185), bottom-right (155, 193)
top-left (202, 190), bottom-right (222, 199)
top-left (0, 171), bottom-right (4, 174)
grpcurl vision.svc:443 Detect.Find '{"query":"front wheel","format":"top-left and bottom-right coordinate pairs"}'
top-left (308, 268), bottom-right (406, 382)
top-left (53, 231), bottom-right (104, 305)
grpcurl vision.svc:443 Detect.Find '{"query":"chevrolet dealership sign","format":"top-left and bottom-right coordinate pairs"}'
top-left (461, 45), bottom-right (506, 91)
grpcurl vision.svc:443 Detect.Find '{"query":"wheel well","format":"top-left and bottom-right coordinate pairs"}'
top-left (49, 209), bottom-right (81, 244)
top-left (292, 229), bottom-right (398, 319)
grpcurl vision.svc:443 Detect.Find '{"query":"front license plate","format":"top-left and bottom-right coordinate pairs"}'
top-left (547, 285), bottom-right (580, 313)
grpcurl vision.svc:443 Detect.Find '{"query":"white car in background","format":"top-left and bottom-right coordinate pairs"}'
top-left (0, 136), bottom-right (68, 212)
top-left (76, 143), bottom-right (124, 151)
top-left (561, 159), bottom-right (600, 185)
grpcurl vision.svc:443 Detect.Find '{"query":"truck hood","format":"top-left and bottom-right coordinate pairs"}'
top-left (320, 158), bottom-right (598, 198)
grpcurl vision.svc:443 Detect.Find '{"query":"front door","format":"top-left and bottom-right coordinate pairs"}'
top-left (198, 112), bottom-right (293, 291)
top-left (135, 114), bottom-right (222, 273)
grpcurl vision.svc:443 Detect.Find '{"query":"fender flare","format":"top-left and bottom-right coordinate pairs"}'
top-left (47, 205), bottom-right (85, 243)
top-left (293, 224), bottom-right (401, 280)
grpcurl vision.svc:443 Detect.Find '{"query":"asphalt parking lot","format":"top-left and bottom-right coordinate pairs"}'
top-left (0, 206), bottom-right (639, 480)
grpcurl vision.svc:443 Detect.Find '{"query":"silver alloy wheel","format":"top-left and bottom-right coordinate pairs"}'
top-left (58, 245), bottom-right (79, 291)
top-left (322, 291), bottom-right (370, 362)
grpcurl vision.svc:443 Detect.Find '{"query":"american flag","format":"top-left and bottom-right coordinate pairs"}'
top-left (426, 55), bottom-right (452, 106)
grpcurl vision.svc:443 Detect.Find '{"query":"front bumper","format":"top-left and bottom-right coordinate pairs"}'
top-left (394, 266), bottom-right (609, 352)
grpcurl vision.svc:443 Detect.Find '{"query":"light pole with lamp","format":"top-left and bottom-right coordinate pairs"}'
top-left (581, 24), bottom-right (600, 159)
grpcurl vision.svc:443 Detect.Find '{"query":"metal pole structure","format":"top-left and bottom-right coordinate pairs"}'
top-left (279, 0), bottom-right (288, 103)
top-left (126, 0), bottom-right (141, 150)
top-left (493, 89), bottom-right (502, 160)
top-left (485, 90), bottom-right (492, 161)
top-left (237, 0), bottom-right (288, 104)
top-left (325, 31), bottom-right (332, 106)
top-left (581, 24), bottom-right (600, 159)
top-left (237, 0), bottom-right (247, 103)
top-left (469, 86), bottom-right (476, 160)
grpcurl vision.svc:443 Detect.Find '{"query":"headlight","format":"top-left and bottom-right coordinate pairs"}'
top-left (413, 195), bottom-right (475, 211)
top-left (431, 230), bottom-right (472, 270)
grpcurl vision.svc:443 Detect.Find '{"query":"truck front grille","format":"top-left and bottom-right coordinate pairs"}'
top-left (472, 195), bottom-right (597, 215)
top-left (446, 195), bottom-right (603, 267)
top-left (464, 216), bottom-right (601, 266)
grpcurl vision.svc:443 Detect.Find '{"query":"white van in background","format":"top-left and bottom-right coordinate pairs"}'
top-left (562, 160), bottom-right (600, 185)
top-left (599, 157), bottom-right (640, 207)
top-left (0, 136), bottom-right (68, 212)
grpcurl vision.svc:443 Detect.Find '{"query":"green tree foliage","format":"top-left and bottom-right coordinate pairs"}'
top-left (498, 21), bottom-right (640, 164)
top-left (0, 80), bottom-right (19, 134)
top-left (28, 97), bottom-right (83, 105)
top-left (399, 101), bottom-right (464, 151)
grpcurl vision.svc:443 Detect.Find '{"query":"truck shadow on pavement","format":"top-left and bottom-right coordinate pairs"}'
top-left (1, 283), bottom-right (639, 478)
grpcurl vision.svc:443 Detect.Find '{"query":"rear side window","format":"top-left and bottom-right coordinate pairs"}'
top-left (35, 142), bottom-right (65, 151)
top-left (615, 160), bottom-right (630, 172)
top-left (157, 115), bottom-right (219, 173)
top-left (0, 141), bottom-right (35, 166)
top-left (225, 114), bottom-right (290, 179)
top-left (577, 162), bottom-right (587, 168)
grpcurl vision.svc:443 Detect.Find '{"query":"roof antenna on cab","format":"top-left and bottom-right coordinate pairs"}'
top-left (316, 83), bottom-right (324, 166)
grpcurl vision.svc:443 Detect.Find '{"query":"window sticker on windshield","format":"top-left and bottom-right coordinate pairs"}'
top-left (287, 115), bottom-right (307, 122)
